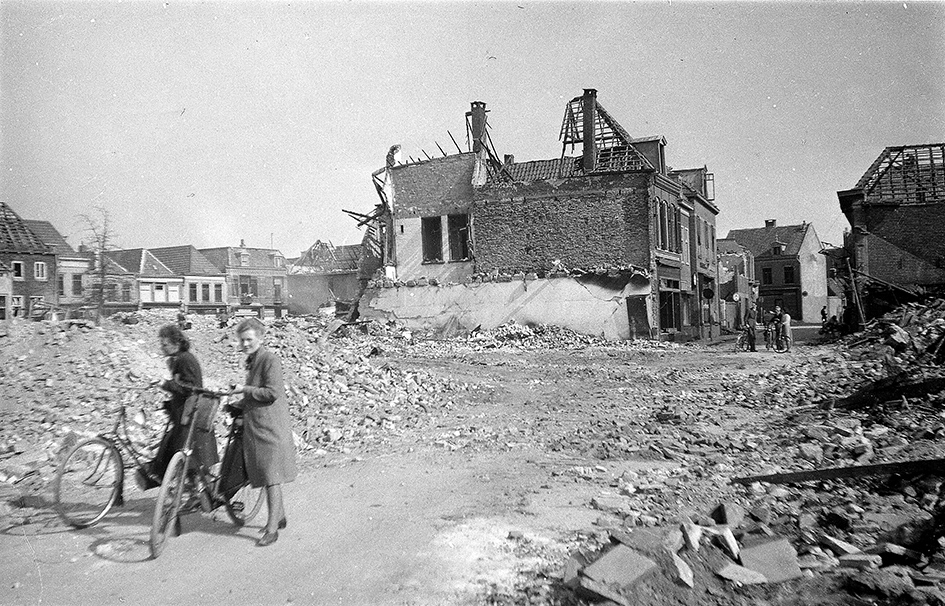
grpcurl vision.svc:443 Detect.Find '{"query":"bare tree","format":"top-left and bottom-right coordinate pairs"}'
top-left (78, 206), bottom-right (118, 324)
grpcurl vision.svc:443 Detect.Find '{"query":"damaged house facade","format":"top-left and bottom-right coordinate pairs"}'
top-left (727, 220), bottom-right (827, 322)
top-left (360, 89), bottom-right (720, 340)
top-left (286, 240), bottom-right (363, 315)
top-left (838, 143), bottom-right (945, 304)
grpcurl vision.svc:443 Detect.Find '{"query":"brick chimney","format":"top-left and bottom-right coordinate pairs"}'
top-left (765, 219), bottom-right (777, 229)
top-left (470, 101), bottom-right (487, 153)
top-left (582, 88), bottom-right (597, 172)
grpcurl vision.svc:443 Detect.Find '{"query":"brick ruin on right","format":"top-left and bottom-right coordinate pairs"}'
top-left (838, 143), bottom-right (945, 320)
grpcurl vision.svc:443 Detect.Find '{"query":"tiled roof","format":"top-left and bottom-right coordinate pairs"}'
top-left (389, 153), bottom-right (476, 212)
top-left (0, 202), bottom-right (52, 254)
top-left (726, 223), bottom-right (811, 258)
top-left (149, 246), bottom-right (221, 276)
top-left (106, 249), bottom-right (177, 277)
top-left (504, 157), bottom-right (583, 181)
top-left (22, 220), bottom-right (76, 256)
top-left (717, 238), bottom-right (749, 256)
top-left (198, 246), bottom-right (286, 270)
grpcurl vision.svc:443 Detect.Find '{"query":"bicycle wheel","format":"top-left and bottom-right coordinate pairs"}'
top-left (735, 333), bottom-right (748, 352)
top-left (53, 437), bottom-right (123, 528)
top-left (774, 335), bottom-right (789, 353)
top-left (150, 451), bottom-right (187, 559)
top-left (225, 483), bottom-right (265, 526)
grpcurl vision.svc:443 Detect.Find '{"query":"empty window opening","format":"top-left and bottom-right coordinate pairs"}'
top-left (421, 216), bottom-right (443, 262)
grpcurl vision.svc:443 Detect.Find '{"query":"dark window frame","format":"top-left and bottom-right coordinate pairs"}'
top-left (762, 267), bottom-right (773, 285)
top-left (784, 266), bottom-right (796, 284)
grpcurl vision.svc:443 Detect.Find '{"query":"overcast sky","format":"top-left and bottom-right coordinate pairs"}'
top-left (2, 1), bottom-right (943, 256)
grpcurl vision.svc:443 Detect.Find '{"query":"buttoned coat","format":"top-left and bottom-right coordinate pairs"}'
top-left (239, 346), bottom-right (297, 487)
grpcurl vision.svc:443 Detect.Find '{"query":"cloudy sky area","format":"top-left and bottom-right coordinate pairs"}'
top-left (2, 1), bottom-right (943, 256)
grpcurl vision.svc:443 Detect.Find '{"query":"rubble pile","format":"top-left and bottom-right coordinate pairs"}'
top-left (0, 313), bottom-right (460, 526)
top-left (561, 496), bottom-right (945, 606)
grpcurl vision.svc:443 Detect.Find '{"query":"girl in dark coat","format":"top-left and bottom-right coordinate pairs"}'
top-left (139, 325), bottom-right (218, 489)
top-left (231, 318), bottom-right (296, 547)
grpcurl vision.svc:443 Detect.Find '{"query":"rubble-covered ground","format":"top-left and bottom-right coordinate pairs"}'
top-left (3, 304), bottom-right (945, 605)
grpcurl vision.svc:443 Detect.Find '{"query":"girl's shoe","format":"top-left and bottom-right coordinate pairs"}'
top-left (258, 518), bottom-right (287, 533)
top-left (257, 531), bottom-right (278, 547)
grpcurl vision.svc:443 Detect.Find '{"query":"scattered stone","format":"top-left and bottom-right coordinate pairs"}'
top-left (563, 551), bottom-right (591, 588)
top-left (865, 542), bottom-right (923, 565)
top-left (715, 563), bottom-right (767, 585)
top-left (821, 535), bottom-right (862, 557)
top-left (838, 553), bottom-right (883, 569)
top-left (662, 528), bottom-right (684, 554)
top-left (682, 522), bottom-right (702, 552)
top-left (580, 545), bottom-right (657, 592)
top-left (711, 502), bottom-right (745, 528)
top-left (671, 552), bottom-right (694, 588)
top-left (712, 526), bottom-right (740, 561)
top-left (846, 566), bottom-right (916, 598)
top-left (798, 443), bottom-right (824, 464)
top-left (739, 538), bottom-right (803, 583)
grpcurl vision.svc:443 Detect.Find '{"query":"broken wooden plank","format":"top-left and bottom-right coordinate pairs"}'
top-left (731, 458), bottom-right (945, 486)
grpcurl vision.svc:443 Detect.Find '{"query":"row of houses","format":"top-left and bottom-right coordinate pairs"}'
top-left (11, 89), bottom-right (918, 337)
top-left (0, 201), bottom-right (292, 320)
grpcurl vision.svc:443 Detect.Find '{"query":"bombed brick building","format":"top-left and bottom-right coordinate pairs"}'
top-left (839, 143), bottom-right (945, 291)
top-left (362, 89), bottom-right (720, 340)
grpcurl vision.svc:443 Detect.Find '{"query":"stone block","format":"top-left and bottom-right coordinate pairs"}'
top-left (711, 502), bottom-right (745, 528)
top-left (581, 544), bottom-right (657, 589)
top-left (821, 535), bottom-right (861, 556)
top-left (838, 553), bottom-right (883, 569)
top-left (671, 553), bottom-right (694, 588)
top-left (682, 522), bottom-right (702, 552)
top-left (739, 538), bottom-right (803, 583)
top-left (716, 563), bottom-right (767, 585)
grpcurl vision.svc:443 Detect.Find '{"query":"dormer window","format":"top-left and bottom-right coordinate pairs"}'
top-left (239, 252), bottom-right (250, 266)
top-left (273, 255), bottom-right (284, 268)
top-left (772, 244), bottom-right (783, 256)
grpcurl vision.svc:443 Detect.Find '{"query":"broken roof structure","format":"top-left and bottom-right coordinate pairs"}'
top-left (0, 202), bottom-right (52, 254)
top-left (839, 143), bottom-right (945, 292)
top-left (290, 240), bottom-right (362, 275)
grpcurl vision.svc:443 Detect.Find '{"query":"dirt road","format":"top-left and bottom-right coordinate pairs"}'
top-left (0, 338), bottom-right (815, 606)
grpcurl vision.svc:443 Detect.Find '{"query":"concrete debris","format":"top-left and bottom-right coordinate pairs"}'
top-left (710, 526), bottom-right (740, 561)
top-left (838, 553), bottom-right (883, 569)
top-left (738, 537), bottom-right (803, 583)
top-left (681, 522), bottom-right (703, 553)
top-left (578, 544), bottom-right (657, 599)
top-left (671, 552), bottom-right (694, 588)
top-left (821, 535), bottom-right (862, 557)
top-left (715, 562), bottom-right (767, 585)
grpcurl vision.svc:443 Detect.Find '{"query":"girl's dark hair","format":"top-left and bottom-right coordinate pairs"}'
top-left (158, 324), bottom-right (191, 352)
top-left (236, 317), bottom-right (266, 337)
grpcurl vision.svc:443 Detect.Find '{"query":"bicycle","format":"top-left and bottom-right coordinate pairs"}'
top-left (149, 388), bottom-right (264, 559)
top-left (735, 325), bottom-right (753, 352)
top-left (53, 386), bottom-right (167, 528)
top-left (773, 332), bottom-right (792, 353)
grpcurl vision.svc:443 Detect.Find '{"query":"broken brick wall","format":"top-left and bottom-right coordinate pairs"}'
top-left (360, 274), bottom-right (652, 340)
top-left (471, 173), bottom-right (653, 275)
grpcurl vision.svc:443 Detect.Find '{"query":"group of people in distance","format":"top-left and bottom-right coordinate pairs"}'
top-left (742, 301), bottom-right (793, 352)
top-left (143, 316), bottom-right (296, 548)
